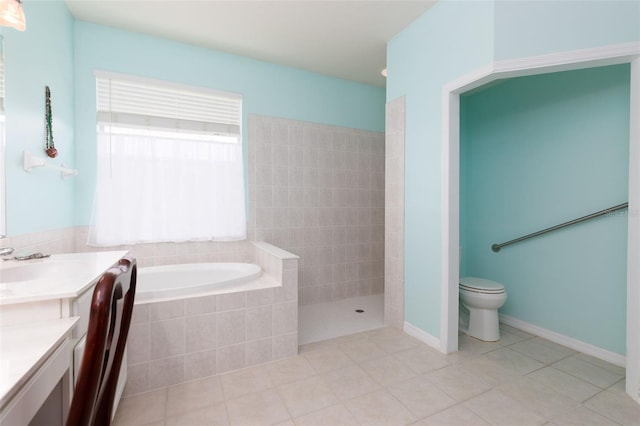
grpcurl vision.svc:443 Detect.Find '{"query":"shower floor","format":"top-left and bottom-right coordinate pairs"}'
top-left (298, 294), bottom-right (384, 345)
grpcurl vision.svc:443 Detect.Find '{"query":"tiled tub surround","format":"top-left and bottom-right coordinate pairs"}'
top-left (0, 226), bottom-right (258, 269)
top-left (74, 226), bottom-right (256, 268)
top-left (123, 241), bottom-right (299, 396)
top-left (247, 115), bottom-right (385, 305)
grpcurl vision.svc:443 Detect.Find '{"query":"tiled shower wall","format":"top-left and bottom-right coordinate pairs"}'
top-left (384, 97), bottom-right (406, 329)
top-left (247, 115), bottom-right (385, 305)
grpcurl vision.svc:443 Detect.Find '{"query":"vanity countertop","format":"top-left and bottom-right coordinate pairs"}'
top-left (0, 251), bottom-right (128, 305)
top-left (0, 317), bottom-right (79, 410)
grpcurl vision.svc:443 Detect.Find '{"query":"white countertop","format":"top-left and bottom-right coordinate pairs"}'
top-left (0, 317), bottom-right (79, 409)
top-left (0, 251), bottom-right (128, 305)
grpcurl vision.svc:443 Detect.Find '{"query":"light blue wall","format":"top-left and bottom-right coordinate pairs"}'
top-left (460, 65), bottom-right (630, 354)
top-left (387, 0), bottom-right (640, 343)
top-left (73, 21), bottom-right (385, 226)
top-left (1, 1), bottom-right (76, 236)
top-left (387, 0), bottom-right (496, 336)
top-left (3, 1), bottom-right (385, 236)
top-left (494, 0), bottom-right (640, 60)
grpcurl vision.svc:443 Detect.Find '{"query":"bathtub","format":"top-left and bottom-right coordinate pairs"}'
top-left (136, 262), bottom-right (265, 303)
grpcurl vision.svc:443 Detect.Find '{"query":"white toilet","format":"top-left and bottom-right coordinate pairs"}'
top-left (459, 277), bottom-right (507, 342)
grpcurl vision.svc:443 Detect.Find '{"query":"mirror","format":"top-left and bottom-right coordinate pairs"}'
top-left (0, 35), bottom-right (5, 237)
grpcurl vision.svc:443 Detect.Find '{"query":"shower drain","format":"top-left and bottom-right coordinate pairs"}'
top-left (355, 309), bottom-right (365, 313)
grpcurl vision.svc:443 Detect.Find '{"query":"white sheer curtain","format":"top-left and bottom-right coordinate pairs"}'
top-left (88, 129), bottom-right (246, 246)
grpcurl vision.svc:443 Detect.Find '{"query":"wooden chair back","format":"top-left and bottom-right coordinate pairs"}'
top-left (66, 255), bottom-right (137, 426)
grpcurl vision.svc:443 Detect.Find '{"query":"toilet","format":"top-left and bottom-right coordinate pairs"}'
top-left (459, 277), bottom-right (507, 342)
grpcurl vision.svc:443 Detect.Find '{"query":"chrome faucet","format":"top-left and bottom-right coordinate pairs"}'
top-left (0, 247), bottom-right (15, 256)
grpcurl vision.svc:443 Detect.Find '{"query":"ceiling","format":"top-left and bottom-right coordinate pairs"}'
top-left (65, 0), bottom-right (436, 87)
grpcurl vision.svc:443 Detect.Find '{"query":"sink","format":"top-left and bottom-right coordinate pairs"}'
top-left (0, 263), bottom-right (60, 283)
top-left (0, 261), bottom-right (89, 284)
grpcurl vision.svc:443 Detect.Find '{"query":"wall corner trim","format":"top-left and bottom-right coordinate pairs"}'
top-left (404, 321), bottom-right (443, 353)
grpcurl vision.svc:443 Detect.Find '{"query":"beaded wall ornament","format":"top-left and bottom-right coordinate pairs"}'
top-left (44, 85), bottom-right (57, 158)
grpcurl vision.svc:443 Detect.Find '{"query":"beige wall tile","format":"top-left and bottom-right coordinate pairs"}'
top-left (217, 344), bottom-right (245, 373)
top-left (150, 318), bottom-right (185, 360)
top-left (183, 350), bottom-right (217, 382)
top-left (186, 313), bottom-right (217, 352)
top-left (148, 356), bottom-right (185, 390)
top-left (216, 310), bottom-right (246, 347)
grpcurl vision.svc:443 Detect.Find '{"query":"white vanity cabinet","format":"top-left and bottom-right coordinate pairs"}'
top-left (0, 250), bottom-right (128, 425)
top-left (64, 281), bottom-right (127, 415)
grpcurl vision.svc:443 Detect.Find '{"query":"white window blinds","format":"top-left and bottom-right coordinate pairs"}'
top-left (95, 72), bottom-right (241, 137)
top-left (89, 72), bottom-right (246, 246)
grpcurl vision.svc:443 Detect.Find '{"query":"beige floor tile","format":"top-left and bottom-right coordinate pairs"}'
top-left (482, 347), bottom-right (545, 375)
top-left (497, 376), bottom-right (579, 419)
top-left (573, 352), bottom-right (626, 376)
top-left (388, 375), bottom-right (457, 419)
top-left (527, 366), bottom-right (601, 402)
top-left (165, 403), bottom-right (229, 426)
top-left (322, 364), bottom-right (381, 400)
top-left (225, 389), bottom-right (290, 426)
top-left (509, 338), bottom-right (574, 364)
top-left (500, 324), bottom-right (535, 339)
top-left (267, 356), bottom-right (317, 386)
top-left (609, 378), bottom-right (626, 392)
top-left (302, 346), bottom-right (356, 373)
top-left (346, 389), bottom-right (418, 426)
top-left (497, 329), bottom-right (531, 346)
top-left (464, 389), bottom-right (547, 425)
top-left (394, 346), bottom-right (452, 374)
top-left (338, 337), bottom-right (387, 363)
top-left (166, 376), bottom-right (225, 418)
top-left (298, 339), bottom-right (339, 354)
top-left (277, 375), bottom-right (339, 418)
top-left (114, 324), bottom-right (637, 426)
top-left (548, 405), bottom-right (619, 425)
top-left (459, 355), bottom-right (522, 387)
top-left (293, 404), bottom-right (360, 426)
top-left (530, 337), bottom-right (575, 354)
top-left (425, 364), bottom-right (492, 402)
top-left (552, 356), bottom-right (624, 389)
top-left (457, 334), bottom-right (502, 357)
top-left (220, 364), bottom-right (274, 400)
top-left (583, 388), bottom-right (640, 425)
top-left (113, 389), bottom-right (167, 426)
top-left (360, 355), bottom-right (416, 386)
top-left (421, 404), bottom-right (490, 425)
top-left (367, 327), bottom-right (420, 353)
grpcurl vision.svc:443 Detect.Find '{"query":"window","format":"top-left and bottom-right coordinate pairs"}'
top-left (88, 72), bottom-right (246, 246)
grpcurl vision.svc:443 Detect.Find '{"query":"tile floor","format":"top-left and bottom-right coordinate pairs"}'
top-left (113, 325), bottom-right (640, 425)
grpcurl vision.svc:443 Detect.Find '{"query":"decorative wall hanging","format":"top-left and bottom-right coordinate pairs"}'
top-left (44, 85), bottom-right (57, 158)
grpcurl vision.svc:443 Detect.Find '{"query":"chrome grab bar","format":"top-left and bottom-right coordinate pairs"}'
top-left (492, 202), bottom-right (629, 252)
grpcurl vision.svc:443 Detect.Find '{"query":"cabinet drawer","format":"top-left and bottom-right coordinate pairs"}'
top-left (73, 336), bottom-right (86, 385)
top-left (71, 288), bottom-right (93, 339)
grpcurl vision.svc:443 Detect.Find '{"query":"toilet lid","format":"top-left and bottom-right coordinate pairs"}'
top-left (459, 277), bottom-right (505, 294)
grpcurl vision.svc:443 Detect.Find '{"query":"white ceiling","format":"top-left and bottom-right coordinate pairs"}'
top-left (65, 0), bottom-right (436, 87)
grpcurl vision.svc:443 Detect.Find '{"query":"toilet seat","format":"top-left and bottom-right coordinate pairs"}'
top-left (459, 277), bottom-right (505, 294)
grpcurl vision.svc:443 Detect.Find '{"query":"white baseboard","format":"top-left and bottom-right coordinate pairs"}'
top-left (500, 314), bottom-right (626, 368)
top-left (404, 321), bottom-right (443, 353)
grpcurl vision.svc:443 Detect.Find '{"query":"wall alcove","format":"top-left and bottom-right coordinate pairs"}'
top-left (441, 43), bottom-right (640, 403)
top-left (459, 64), bottom-right (629, 357)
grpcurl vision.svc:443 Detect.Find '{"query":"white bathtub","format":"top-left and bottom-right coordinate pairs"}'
top-left (136, 262), bottom-right (264, 303)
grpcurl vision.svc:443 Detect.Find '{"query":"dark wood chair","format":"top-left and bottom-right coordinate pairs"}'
top-left (67, 255), bottom-right (137, 426)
